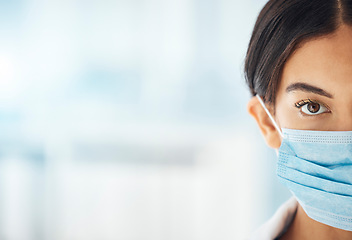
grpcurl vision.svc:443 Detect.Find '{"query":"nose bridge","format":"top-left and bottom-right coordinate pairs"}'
top-left (336, 111), bottom-right (352, 131)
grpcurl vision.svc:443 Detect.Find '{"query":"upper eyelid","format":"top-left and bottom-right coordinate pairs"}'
top-left (294, 99), bottom-right (330, 109)
top-left (295, 99), bottom-right (317, 108)
top-left (295, 99), bottom-right (313, 108)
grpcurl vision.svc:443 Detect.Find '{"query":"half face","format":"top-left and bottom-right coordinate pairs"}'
top-left (275, 24), bottom-right (352, 131)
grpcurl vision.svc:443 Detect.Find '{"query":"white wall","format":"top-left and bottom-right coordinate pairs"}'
top-left (0, 0), bottom-right (291, 239)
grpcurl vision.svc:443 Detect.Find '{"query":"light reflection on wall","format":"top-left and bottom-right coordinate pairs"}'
top-left (0, 0), bottom-right (291, 239)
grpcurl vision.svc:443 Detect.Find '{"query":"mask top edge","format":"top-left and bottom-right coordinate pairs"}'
top-left (282, 128), bottom-right (352, 144)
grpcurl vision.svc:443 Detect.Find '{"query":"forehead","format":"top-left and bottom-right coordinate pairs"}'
top-left (280, 25), bottom-right (352, 95)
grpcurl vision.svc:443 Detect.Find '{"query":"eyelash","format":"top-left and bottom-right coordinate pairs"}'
top-left (295, 99), bottom-right (315, 108)
top-left (294, 99), bottom-right (330, 116)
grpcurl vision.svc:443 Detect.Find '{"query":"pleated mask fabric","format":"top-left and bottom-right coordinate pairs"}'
top-left (278, 128), bottom-right (352, 231)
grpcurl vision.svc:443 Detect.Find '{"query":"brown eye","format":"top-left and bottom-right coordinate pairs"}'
top-left (300, 100), bottom-right (329, 115)
top-left (307, 102), bottom-right (320, 113)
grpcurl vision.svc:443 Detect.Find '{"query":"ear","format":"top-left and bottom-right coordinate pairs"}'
top-left (247, 96), bottom-right (282, 148)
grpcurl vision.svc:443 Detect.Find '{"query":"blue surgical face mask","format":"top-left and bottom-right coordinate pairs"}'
top-left (256, 95), bottom-right (352, 232)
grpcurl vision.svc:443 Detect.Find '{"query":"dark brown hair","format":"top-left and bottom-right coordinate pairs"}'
top-left (244, 0), bottom-right (352, 104)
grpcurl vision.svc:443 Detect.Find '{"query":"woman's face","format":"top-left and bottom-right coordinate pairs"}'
top-left (275, 25), bottom-right (352, 131)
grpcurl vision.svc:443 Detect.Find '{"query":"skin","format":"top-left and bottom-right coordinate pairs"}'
top-left (247, 24), bottom-right (352, 240)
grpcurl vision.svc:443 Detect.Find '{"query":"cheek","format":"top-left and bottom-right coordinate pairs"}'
top-left (275, 106), bottom-right (298, 129)
top-left (275, 103), bottom-right (307, 130)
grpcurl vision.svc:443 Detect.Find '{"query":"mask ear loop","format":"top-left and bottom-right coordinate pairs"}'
top-left (255, 95), bottom-right (284, 139)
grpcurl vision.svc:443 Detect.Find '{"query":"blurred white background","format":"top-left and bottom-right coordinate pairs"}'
top-left (0, 0), bottom-right (291, 239)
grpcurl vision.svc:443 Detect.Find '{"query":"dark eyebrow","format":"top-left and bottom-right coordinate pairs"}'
top-left (286, 82), bottom-right (333, 98)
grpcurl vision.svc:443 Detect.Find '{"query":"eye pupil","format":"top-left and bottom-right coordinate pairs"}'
top-left (307, 102), bottom-right (320, 113)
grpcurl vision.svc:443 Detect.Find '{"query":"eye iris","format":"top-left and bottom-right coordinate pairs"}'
top-left (307, 102), bottom-right (320, 113)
